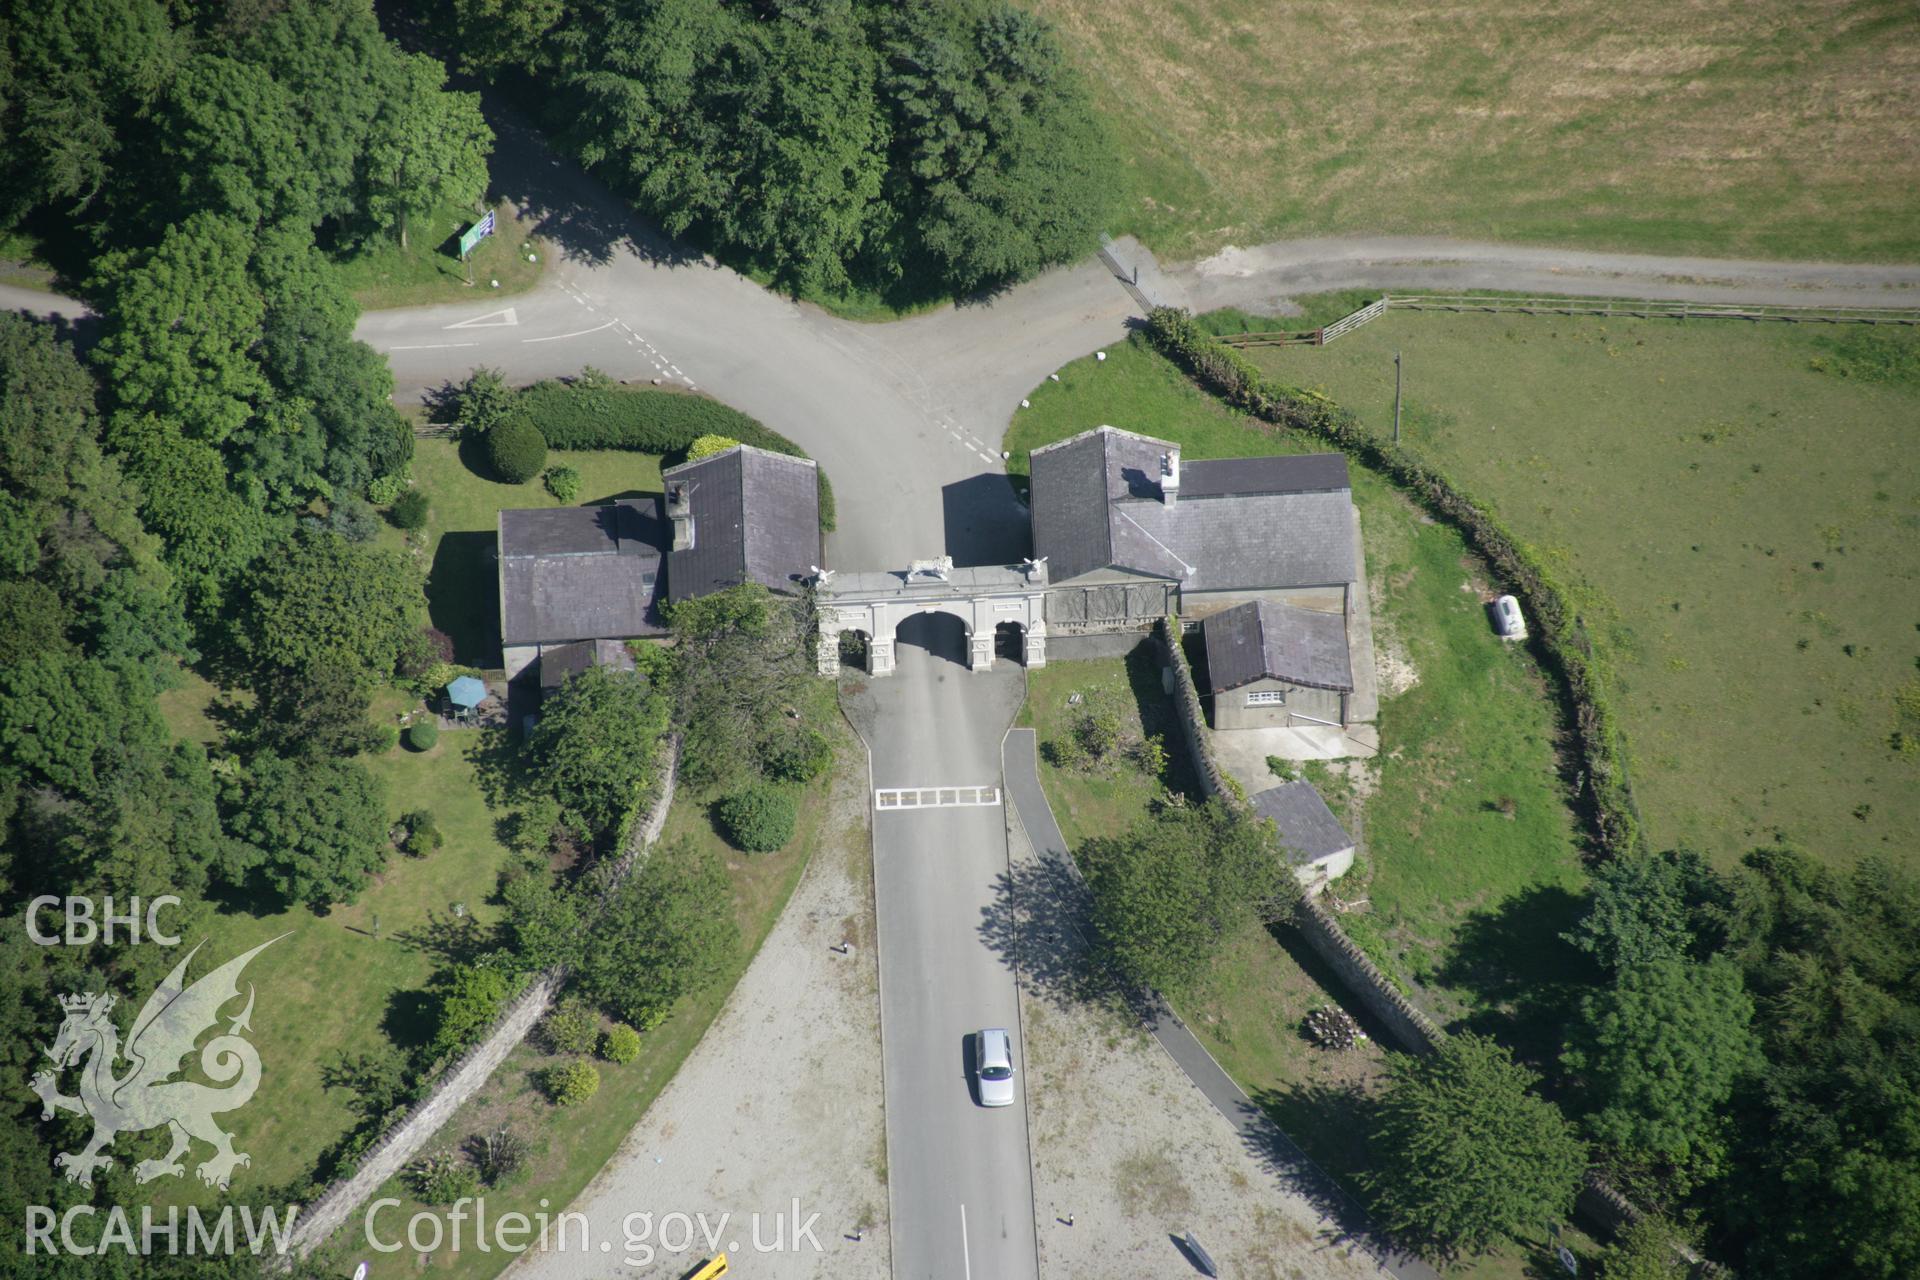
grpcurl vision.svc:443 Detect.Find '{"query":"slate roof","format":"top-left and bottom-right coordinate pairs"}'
top-left (662, 445), bottom-right (820, 605)
top-left (538, 641), bottom-right (595, 689)
top-left (1250, 781), bottom-right (1355, 866)
top-left (1028, 425), bottom-right (1356, 591)
top-left (1203, 599), bottom-right (1354, 692)
top-left (498, 500), bottom-right (667, 646)
top-left (538, 638), bottom-right (639, 691)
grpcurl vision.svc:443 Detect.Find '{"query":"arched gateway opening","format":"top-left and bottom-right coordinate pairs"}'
top-left (894, 610), bottom-right (970, 668)
top-left (814, 561), bottom-right (1049, 677)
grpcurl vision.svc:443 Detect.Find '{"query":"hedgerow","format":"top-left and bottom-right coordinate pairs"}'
top-left (1143, 307), bottom-right (1641, 858)
top-left (501, 380), bottom-right (835, 529)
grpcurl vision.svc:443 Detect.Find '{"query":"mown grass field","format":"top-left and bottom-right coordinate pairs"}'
top-left (1031, 0), bottom-right (1920, 263)
top-left (1007, 340), bottom-right (1592, 1271)
top-left (316, 679), bottom-right (853, 1280)
top-left (149, 691), bottom-right (516, 1200)
top-left (1241, 308), bottom-right (1920, 872)
top-left (396, 435), bottom-right (665, 667)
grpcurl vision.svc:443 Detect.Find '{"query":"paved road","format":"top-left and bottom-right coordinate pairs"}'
top-left (9, 109), bottom-right (1919, 567)
top-left (843, 624), bottom-right (1037, 1280)
top-left (1003, 729), bottom-right (1439, 1280)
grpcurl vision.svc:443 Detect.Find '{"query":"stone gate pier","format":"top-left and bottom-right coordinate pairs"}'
top-left (815, 557), bottom-right (1049, 675)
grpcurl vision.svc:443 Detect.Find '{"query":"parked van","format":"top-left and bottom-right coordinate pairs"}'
top-left (1492, 594), bottom-right (1527, 640)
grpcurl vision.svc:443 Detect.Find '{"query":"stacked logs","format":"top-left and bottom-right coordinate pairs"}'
top-left (1304, 1005), bottom-right (1362, 1050)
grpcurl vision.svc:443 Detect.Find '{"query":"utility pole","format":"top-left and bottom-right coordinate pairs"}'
top-left (1393, 350), bottom-right (1403, 444)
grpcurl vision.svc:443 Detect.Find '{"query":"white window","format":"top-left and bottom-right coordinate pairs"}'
top-left (1245, 690), bottom-right (1287, 707)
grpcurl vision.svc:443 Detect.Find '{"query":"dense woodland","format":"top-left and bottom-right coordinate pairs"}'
top-left (1, 2), bottom-right (1916, 1279)
top-left (438, 0), bottom-right (1114, 301)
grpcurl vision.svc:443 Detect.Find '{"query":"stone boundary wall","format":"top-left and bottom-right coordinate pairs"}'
top-left (1148, 618), bottom-right (1715, 1267)
top-left (1291, 896), bottom-right (1446, 1056)
top-left (282, 735), bottom-right (681, 1261)
top-left (1153, 616), bottom-right (1236, 801)
top-left (1154, 617), bottom-right (1445, 1055)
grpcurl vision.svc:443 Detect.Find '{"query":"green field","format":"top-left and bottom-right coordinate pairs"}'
top-left (398, 436), bottom-right (666, 667)
top-left (147, 694), bottom-right (516, 1200)
top-left (1241, 308), bottom-right (1920, 871)
top-left (310, 679), bottom-right (853, 1279)
top-left (1032, 0), bottom-right (1920, 263)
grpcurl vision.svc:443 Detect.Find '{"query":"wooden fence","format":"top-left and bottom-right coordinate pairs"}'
top-left (1217, 292), bottom-right (1920, 348)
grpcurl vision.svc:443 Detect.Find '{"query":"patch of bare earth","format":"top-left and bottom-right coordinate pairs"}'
top-left (504, 766), bottom-right (886, 1280)
top-left (1012, 815), bottom-right (1388, 1280)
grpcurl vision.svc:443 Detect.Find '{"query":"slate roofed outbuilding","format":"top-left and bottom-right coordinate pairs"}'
top-left (1028, 425), bottom-right (1356, 591)
top-left (1203, 598), bottom-right (1354, 692)
top-left (1250, 780), bottom-right (1355, 866)
top-left (497, 500), bottom-right (667, 647)
top-left (662, 444), bottom-right (821, 604)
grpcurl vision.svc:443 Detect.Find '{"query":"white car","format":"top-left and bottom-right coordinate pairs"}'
top-left (974, 1028), bottom-right (1017, 1108)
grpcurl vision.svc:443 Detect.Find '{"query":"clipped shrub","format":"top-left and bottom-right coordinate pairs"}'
top-left (687, 433), bottom-right (740, 460)
top-left (543, 465), bottom-right (581, 503)
top-left (389, 488), bottom-right (430, 531)
top-left (366, 465), bottom-right (411, 506)
top-left (542, 998), bottom-right (600, 1056)
top-left (486, 417), bottom-right (547, 484)
top-left (757, 725), bottom-right (832, 783)
top-left (544, 1059), bottom-right (600, 1106)
top-left (505, 379), bottom-right (836, 528)
top-left (600, 1023), bottom-right (642, 1065)
top-left (401, 809), bottom-right (443, 856)
top-left (406, 720), bottom-right (440, 752)
top-left (716, 784), bottom-right (797, 853)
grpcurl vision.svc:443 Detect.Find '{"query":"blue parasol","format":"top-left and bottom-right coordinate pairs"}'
top-left (446, 675), bottom-right (487, 708)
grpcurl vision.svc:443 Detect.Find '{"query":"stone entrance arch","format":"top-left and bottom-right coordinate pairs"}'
top-left (816, 560), bottom-right (1048, 676)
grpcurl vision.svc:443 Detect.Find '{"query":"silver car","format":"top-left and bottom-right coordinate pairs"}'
top-left (975, 1027), bottom-right (1017, 1108)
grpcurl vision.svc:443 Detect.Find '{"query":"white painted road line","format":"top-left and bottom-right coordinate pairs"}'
top-left (960, 1203), bottom-right (971, 1280)
top-left (389, 341), bottom-right (478, 350)
top-left (874, 785), bottom-right (1002, 810)
top-left (443, 306), bottom-right (518, 329)
top-left (521, 318), bottom-right (620, 343)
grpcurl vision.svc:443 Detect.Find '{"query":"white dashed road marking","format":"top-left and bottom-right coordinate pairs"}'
top-left (874, 785), bottom-right (1002, 810)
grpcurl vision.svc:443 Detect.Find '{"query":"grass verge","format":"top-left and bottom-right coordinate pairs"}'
top-left (331, 200), bottom-right (546, 311)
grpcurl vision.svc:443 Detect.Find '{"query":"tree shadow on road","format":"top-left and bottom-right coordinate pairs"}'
top-left (480, 94), bottom-right (704, 274)
top-left (978, 849), bottom-right (1127, 1016)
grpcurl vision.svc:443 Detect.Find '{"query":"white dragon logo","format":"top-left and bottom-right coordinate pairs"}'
top-left (31, 935), bottom-right (285, 1190)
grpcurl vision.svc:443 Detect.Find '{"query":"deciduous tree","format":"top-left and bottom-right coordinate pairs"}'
top-left (222, 753), bottom-right (389, 910)
top-left (578, 836), bottom-right (738, 1029)
top-left (1362, 1032), bottom-right (1586, 1260)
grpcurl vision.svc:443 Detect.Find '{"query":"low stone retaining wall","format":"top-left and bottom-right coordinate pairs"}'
top-left (281, 736), bottom-right (681, 1261)
top-left (1147, 623), bottom-right (1709, 1266)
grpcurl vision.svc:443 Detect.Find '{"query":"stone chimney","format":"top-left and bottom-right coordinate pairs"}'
top-left (667, 481), bottom-right (694, 551)
top-left (1160, 449), bottom-right (1181, 505)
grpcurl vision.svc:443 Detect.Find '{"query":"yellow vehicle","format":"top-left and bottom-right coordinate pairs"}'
top-left (687, 1254), bottom-right (729, 1280)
